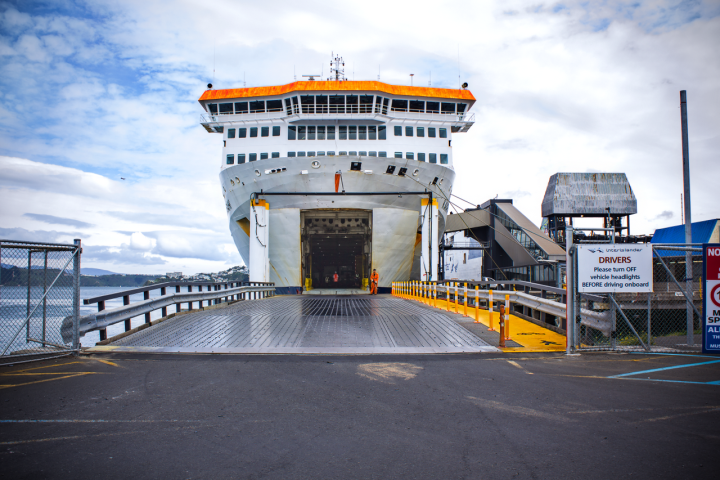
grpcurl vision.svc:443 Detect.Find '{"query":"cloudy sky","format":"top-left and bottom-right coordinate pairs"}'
top-left (1, 0), bottom-right (718, 274)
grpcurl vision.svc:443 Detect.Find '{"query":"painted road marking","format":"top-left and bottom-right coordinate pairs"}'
top-left (608, 359), bottom-right (720, 378)
top-left (0, 360), bottom-right (110, 390)
top-left (0, 419), bottom-right (203, 423)
top-left (507, 360), bottom-right (533, 374)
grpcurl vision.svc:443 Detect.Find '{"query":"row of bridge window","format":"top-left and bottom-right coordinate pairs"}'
top-left (288, 125), bottom-right (387, 140)
top-left (225, 152), bottom-right (448, 164)
top-left (207, 95), bottom-right (468, 116)
top-left (225, 125), bottom-right (448, 140)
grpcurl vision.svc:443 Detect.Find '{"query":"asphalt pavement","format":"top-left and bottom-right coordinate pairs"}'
top-left (1, 352), bottom-right (719, 479)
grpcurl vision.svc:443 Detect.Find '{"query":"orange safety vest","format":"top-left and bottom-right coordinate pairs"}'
top-left (333, 273), bottom-right (339, 282)
top-left (371, 272), bottom-right (379, 284)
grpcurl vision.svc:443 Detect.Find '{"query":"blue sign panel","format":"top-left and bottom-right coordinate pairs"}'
top-left (703, 244), bottom-right (720, 354)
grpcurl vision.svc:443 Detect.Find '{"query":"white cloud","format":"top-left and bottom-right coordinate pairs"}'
top-left (129, 232), bottom-right (155, 251)
top-left (0, 0), bottom-right (718, 274)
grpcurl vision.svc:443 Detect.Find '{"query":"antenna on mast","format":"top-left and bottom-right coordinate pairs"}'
top-left (328, 52), bottom-right (346, 81)
top-left (457, 44), bottom-right (461, 89)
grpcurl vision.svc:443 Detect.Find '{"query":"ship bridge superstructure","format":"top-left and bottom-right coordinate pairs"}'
top-left (198, 79), bottom-right (476, 293)
top-left (199, 81), bottom-right (475, 171)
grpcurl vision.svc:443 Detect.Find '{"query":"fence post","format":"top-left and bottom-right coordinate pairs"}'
top-left (454, 283), bottom-right (459, 314)
top-left (474, 286), bottom-right (480, 323)
top-left (144, 291), bottom-right (151, 323)
top-left (26, 250), bottom-right (31, 343)
top-left (42, 250), bottom-right (48, 347)
top-left (565, 226), bottom-right (574, 354)
top-left (123, 295), bottom-right (131, 331)
top-left (72, 239), bottom-right (81, 353)
top-left (499, 304), bottom-right (506, 348)
top-left (161, 287), bottom-right (167, 317)
top-left (488, 289), bottom-right (494, 331)
top-left (463, 283), bottom-right (468, 317)
top-left (647, 291), bottom-right (652, 348)
top-left (505, 294), bottom-right (511, 341)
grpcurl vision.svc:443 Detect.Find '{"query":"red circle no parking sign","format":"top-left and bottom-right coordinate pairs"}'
top-left (712, 283), bottom-right (720, 308)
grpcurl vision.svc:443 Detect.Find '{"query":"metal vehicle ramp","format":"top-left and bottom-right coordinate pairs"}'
top-left (89, 296), bottom-right (498, 354)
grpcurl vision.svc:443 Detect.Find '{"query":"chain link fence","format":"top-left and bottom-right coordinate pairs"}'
top-left (568, 243), bottom-right (701, 352)
top-left (1, 239), bottom-right (81, 364)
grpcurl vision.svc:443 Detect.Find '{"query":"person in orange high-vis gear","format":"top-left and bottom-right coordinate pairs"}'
top-left (370, 269), bottom-right (379, 294)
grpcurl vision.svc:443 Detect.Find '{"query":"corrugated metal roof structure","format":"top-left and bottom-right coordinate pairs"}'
top-left (541, 173), bottom-right (637, 217)
top-left (651, 219), bottom-right (719, 256)
top-left (198, 81), bottom-right (476, 102)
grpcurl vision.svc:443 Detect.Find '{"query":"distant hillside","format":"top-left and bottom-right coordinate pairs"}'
top-left (0, 265), bottom-right (161, 287)
top-left (81, 268), bottom-right (118, 276)
top-left (80, 274), bottom-right (162, 287)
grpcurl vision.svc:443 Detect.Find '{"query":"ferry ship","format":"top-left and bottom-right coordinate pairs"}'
top-left (198, 57), bottom-right (475, 293)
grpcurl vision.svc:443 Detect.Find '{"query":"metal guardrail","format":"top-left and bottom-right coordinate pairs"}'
top-left (82, 280), bottom-right (274, 341)
top-left (64, 282), bottom-right (275, 340)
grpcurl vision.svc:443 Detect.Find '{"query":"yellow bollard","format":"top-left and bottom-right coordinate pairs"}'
top-left (488, 289), bottom-right (495, 331)
top-left (499, 304), bottom-right (506, 348)
top-left (454, 283), bottom-right (459, 314)
top-left (474, 285), bottom-right (480, 323)
top-left (504, 294), bottom-right (512, 340)
top-left (445, 283), bottom-right (450, 311)
top-left (463, 283), bottom-right (468, 317)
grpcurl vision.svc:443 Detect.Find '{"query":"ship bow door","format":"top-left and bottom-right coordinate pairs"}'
top-left (301, 210), bottom-right (371, 289)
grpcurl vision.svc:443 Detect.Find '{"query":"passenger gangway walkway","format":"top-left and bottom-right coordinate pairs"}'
top-left (88, 296), bottom-right (498, 354)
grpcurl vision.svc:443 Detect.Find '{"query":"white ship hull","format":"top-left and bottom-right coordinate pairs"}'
top-left (220, 155), bottom-right (454, 292)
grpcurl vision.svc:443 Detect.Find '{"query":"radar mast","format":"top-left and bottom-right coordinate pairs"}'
top-left (328, 53), bottom-right (346, 81)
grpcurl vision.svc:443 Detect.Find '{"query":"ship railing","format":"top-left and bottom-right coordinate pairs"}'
top-left (62, 281), bottom-right (275, 342)
top-left (200, 111), bottom-right (475, 125)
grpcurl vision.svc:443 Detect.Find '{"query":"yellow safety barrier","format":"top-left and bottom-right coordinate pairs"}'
top-left (454, 283), bottom-right (459, 314)
top-left (433, 282), bottom-right (437, 308)
top-left (474, 285), bottom-right (480, 322)
top-left (445, 283), bottom-right (450, 311)
top-left (488, 289), bottom-right (495, 331)
top-left (463, 283), bottom-right (468, 317)
top-left (499, 304), bottom-right (506, 348)
top-left (504, 294), bottom-right (512, 341)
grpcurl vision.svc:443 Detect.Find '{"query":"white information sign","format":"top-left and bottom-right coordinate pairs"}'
top-left (577, 244), bottom-right (653, 293)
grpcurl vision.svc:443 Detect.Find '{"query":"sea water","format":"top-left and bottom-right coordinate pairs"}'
top-left (0, 286), bottom-right (169, 352)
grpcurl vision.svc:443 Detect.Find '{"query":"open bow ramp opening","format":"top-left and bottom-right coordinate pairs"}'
top-left (89, 297), bottom-right (498, 354)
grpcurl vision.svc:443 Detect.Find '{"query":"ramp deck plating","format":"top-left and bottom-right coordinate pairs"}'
top-left (91, 296), bottom-right (498, 354)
